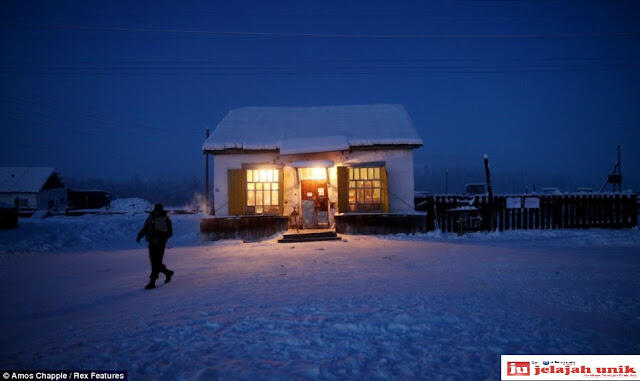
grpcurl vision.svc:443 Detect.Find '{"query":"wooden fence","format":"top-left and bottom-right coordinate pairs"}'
top-left (415, 193), bottom-right (638, 233)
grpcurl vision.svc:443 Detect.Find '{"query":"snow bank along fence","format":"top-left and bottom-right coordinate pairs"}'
top-left (335, 213), bottom-right (428, 235)
top-left (415, 193), bottom-right (638, 233)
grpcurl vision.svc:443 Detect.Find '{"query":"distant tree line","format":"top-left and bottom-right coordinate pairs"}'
top-left (66, 176), bottom-right (203, 207)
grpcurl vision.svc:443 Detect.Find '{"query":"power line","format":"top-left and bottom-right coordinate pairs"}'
top-left (2, 56), bottom-right (638, 64)
top-left (0, 90), bottom-right (198, 141)
top-left (2, 62), bottom-right (639, 70)
top-left (3, 23), bottom-right (638, 40)
top-left (1, 66), bottom-right (639, 76)
top-left (6, 141), bottom-right (196, 164)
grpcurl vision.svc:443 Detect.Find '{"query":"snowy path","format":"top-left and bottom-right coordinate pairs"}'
top-left (1, 221), bottom-right (639, 379)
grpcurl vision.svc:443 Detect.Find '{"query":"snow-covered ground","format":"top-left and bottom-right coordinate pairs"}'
top-left (1, 215), bottom-right (639, 379)
top-left (0, 213), bottom-right (205, 254)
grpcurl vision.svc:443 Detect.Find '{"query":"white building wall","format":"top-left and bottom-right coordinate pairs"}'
top-left (212, 149), bottom-right (415, 217)
top-left (0, 193), bottom-right (37, 208)
top-left (212, 152), bottom-right (279, 216)
top-left (37, 188), bottom-right (68, 210)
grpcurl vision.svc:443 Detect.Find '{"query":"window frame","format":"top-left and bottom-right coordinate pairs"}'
top-left (245, 168), bottom-right (280, 215)
top-left (348, 166), bottom-right (383, 212)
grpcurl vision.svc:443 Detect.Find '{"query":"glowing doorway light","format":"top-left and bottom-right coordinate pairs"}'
top-left (299, 167), bottom-right (327, 180)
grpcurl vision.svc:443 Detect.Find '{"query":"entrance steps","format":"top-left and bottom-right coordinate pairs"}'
top-left (278, 230), bottom-right (341, 243)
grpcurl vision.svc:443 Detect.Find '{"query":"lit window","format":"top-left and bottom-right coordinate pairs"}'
top-left (246, 169), bottom-right (279, 214)
top-left (348, 167), bottom-right (382, 212)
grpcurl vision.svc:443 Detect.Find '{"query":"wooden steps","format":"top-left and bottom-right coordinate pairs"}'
top-left (278, 230), bottom-right (341, 243)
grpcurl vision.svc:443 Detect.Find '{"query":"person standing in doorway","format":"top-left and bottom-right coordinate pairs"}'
top-left (137, 203), bottom-right (174, 289)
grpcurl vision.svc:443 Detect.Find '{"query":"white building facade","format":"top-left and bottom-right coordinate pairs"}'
top-left (203, 105), bottom-right (422, 229)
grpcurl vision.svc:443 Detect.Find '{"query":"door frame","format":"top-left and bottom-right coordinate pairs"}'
top-left (296, 167), bottom-right (332, 229)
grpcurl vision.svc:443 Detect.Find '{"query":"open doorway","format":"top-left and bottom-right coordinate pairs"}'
top-left (301, 179), bottom-right (329, 228)
top-left (298, 167), bottom-right (329, 229)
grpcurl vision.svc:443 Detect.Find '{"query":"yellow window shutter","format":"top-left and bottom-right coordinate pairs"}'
top-left (381, 166), bottom-right (390, 213)
top-left (227, 169), bottom-right (246, 215)
top-left (337, 166), bottom-right (348, 213)
top-left (278, 169), bottom-right (284, 215)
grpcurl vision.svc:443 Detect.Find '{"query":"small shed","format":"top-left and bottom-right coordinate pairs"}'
top-left (67, 189), bottom-right (112, 210)
top-left (0, 167), bottom-right (68, 212)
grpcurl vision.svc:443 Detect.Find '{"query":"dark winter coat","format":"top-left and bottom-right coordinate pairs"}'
top-left (137, 210), bottom-right (173, 244)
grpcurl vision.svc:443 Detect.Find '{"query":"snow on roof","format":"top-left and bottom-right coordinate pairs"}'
top-left (203, 104), bottom-right (423, 154)
top-left (0, 167), bottom-right (58, 193)
top-left (280, 135), bottom-right (349, 155)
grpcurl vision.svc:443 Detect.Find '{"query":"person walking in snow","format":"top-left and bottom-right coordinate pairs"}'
top-left (137, 203), bottom-right (174, 289)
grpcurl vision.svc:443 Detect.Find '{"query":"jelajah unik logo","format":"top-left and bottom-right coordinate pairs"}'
top-left (507, 362), bottom-right (531, 376)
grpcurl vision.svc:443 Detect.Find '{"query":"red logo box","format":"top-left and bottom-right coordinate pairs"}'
top-left (507, 362), bottom-right (531, 376)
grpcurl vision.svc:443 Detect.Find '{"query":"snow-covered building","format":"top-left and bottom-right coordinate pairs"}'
top-left (0, 167), bottom-right (67, 211)
top-left (202, 104), bottom-right (423, 233)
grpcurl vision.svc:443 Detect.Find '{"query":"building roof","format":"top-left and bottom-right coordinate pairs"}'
top-left (202, 104), bottom-right (423, 154)
top-left (0, 167), bottom-right (59, 193)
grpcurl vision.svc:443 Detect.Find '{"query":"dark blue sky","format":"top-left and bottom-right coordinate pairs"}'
top-left (1, 0), bottom-right (639, 192)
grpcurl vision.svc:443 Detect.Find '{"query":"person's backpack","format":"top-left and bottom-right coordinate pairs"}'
top-left (153, 216), bottom-right (170, 234)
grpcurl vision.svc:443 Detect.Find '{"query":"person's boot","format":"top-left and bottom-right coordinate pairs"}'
top-left (144, 279), bottom-right (156, 290)
top-left (164, 270), bottom-right (174, 283)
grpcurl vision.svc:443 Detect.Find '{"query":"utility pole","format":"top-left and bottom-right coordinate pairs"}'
top-left (617, 144), bottom-right (622, 192)
top-left (205, 128), bottom-right (210, 213)
top-left (483, 154), bottom-right (494, 230)
top-left (600, 145), bottom-right (622, 192)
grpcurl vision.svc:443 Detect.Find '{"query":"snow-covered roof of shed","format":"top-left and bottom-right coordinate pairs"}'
top-left (202, 104), bottom-right (423, 154)
top-left (0, 167), bottom-right (58, 193)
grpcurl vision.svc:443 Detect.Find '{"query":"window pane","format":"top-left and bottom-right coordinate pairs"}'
top-left (373, 188), bottom-right (381, 203)
top-left (374, 167), bottom-right (380, 179)
top-left (258, 170), bottom-right (266, 182)
top-left (349, 167), bottom-right (353, 180)
top-left (373, 180), bottom-right (380, 189)
top-left (357, 189), bottom-right (364, 203)
top-left (349, 181), bottom-right (355, 189)
top-left (247, 190), bottom-right (255, 206)
top-left (368, 168), bottom-right (374, 179)
top-left (256, 190), bottom-right (263, 205)
top-left (266, 170), bottom-right (272, 182)
top-left (354, 169), bottom-right (360, 180)
top-left (248, 183), bottom-right (255, 190)
top-left (264, 182), bottom-right (271, 190)
top-left (271, 190), bottom-right (278, 205)
top-left (360, 168), bottom-right (367, 180)
top-left (256, 206), bottom-right (263, 214)
top-left (273, 169), bottom-right (279, 181)
top-left (272, 182), bottom-right (279, 190)
top-left (365, 189), bottom-right (372, 203)
top-left (364, 181), bottom-right (372, 189)
top-left (358, 181), bottom-right (364, 189)
top-left (348, 189), bottom-right (356, 203)
top-left (264, 190), bottom-right (271, 205)
top-left (256, 183), bottom-right (263, 190)
top-left (247, 170), bottom-right (253, 182)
